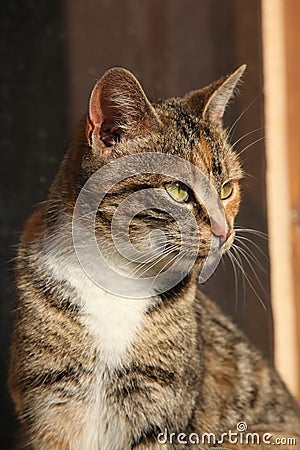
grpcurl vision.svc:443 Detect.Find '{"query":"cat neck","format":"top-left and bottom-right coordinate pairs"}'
top-left (35, 213), bottom-right (197, 369)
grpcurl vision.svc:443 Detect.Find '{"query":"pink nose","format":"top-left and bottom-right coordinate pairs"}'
top-left (212, 228), bottom-right (233, 246)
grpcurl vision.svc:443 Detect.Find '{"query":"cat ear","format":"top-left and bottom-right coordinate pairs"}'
top-left (87, 67), bottom-right (158, 156)
top-left (186, 65), bottom-right (246, 125)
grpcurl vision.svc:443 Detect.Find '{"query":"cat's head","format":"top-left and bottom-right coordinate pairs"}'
top-left (67, 66), bottom-right (245, 293)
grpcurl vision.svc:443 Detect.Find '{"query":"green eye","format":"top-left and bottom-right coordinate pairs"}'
top-left (165, 182), bottom-right (189, 203)
top-left (220, 181), bottom-right (233, 200)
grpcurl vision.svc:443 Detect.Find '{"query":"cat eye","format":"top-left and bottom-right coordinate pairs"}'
top-left (220, 181), bottom-right (233, 200)
top-left (165, 182), bottom-right (189, 203)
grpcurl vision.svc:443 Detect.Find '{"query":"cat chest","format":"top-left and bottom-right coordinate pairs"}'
top-left (43, 251), bottom-right (149, 367)
top-left (79, 286), bottom-right (148, 367)
top-left (82, 366), bottom-right (130, 450)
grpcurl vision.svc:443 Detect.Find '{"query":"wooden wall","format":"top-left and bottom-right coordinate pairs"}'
top-left (262, 0), bottom-right (300, 400)
top-left (284, 0), bottom-right (300, 401)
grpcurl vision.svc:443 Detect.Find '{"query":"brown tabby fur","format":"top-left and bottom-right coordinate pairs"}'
top-left (9, 67), bottom-right (300, 449)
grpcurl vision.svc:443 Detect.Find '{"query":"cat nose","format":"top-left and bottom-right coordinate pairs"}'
top-left (212, 228), bottom-right (233, 246)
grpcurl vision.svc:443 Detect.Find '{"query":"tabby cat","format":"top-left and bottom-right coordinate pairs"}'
top-left (9, 66), bottom-right (300, 450)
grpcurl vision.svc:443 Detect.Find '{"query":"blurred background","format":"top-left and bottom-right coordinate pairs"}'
top-left (0, 0), bottom-right (299, 447)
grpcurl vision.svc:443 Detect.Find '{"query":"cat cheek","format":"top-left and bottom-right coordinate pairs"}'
top-left (226, 201), bottom-right (240, 222)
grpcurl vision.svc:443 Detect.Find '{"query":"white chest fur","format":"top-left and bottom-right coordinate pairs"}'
top-left (40, 249), bottom-right (149, 449)
top-left (82, 366), bottom-right (132, 450)
top-left (39, 227), bottom-right (154, 449)
top-left (42, 248), bottom-right (149, 368)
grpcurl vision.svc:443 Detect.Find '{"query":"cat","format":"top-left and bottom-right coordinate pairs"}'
top-left (9, 66), bottom-right (300, 450)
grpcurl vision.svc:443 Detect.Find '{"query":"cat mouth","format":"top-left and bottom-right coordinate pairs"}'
top-left (222, 230), bottom-right (235, 253)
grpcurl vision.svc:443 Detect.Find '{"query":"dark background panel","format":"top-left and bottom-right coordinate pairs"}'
top-left (0, 1), bottom-right (269, 447)
top-left (0, 1), bottom-right (69, 448)
top-left (203, 0), bottom-right (272, 356)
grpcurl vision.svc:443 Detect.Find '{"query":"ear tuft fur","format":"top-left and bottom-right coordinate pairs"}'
top-left (203, 65), bottom-right (246, 124)
top-left (185, 65), bottom-right (246, 125)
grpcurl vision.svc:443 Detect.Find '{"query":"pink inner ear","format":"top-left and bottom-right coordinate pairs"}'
top-left (87, 83), bottom-right (104, 144)
top-left (86, 117), bottom-right (94, 146)
top-left (207, 94), bottom-right (228, 124)
top-left (212, 107), bottom-right (223, 121)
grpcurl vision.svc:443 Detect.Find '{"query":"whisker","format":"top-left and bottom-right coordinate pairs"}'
top-left (229, 247), bottom-right (247, 307)
top-left (119, 242), bottom-right (171, 270)
top-left (234, 239), bottom-right (267, 275)
top-left (225, 251), bottom-right (239, 314)
top-left (135, 248), bottom-right (181, 278)
top-left (102, 238), bottom-right (168, 260)
top-left (129, 244), bottom-right (181, 278)
top-left (237, 136), bottom-right (265, 156)
top-left (231, 127), bottom-right (264, 150)
top-left (231, 245), bottom-right (267, 311)
top-left (151, 250), bottom-right (185, 289)
top-left (235, 227), bottom-right (268, 240)
top-left (235, 235), bottom-right (269, 262)
top-left (227, 89), bottom-right (264, 139)
top-left (233, 244), bottom-right (268, 293)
